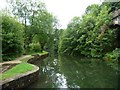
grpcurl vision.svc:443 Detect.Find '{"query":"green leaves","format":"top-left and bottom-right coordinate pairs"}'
top-left (59, 3), bottom-right (116, 58)
top-left (5, 0), bottom-right (59, 55)
top-left (104, 48), bottom-right (120, 70)
top-left (2, 14), bottom-right (24, 61)
top-left (29, 43), bottom-right (41, 52)
top-left (29, 10), bottom-right (55, 52)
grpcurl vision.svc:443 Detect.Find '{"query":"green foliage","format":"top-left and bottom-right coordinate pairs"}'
top-left (85, 4), bottom-right (100, 15)
top-left (103, 48), bottom-right (120, 70)
top-left (59, 27), bottom-right (79, 55)
top-left (59, 4), bottom-right (117, 58)
top-left (54, 29), bottom-right (63, 52)
top-left (29, 10), bottom-right (55, 52)
top-left (104, 48), bottom-right (120, 62)
top-left (7, 0), bottom-right (58, 54)
top-left (108, 1), bottom-right (120, 11)
top-left (29, 43), bottom-right (41, 52)
top-left (2, 14), bottom-right (24, 61)
top-left (3, 0), bottom-right (119, 62)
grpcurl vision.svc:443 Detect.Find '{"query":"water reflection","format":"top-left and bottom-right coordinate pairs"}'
top-left (29, 55), bottom-right (118, 88)
top-left (55, 73), bottom-right (67, 88)
top-left (58, 55), bottom-right (118, 88)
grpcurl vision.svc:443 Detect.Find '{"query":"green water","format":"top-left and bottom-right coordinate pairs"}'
top-left (29, 55), bottom-right (118, 88)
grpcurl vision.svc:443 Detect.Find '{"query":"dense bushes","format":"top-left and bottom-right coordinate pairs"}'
top-left (103, 48), bottom-right (120, 70)
top-left (58, 4), bottom-right (117, 58)
top-left (29, 43), bottom-right (42, 53)
top-left (2, 15), bottom-right (24, 61)
top-left (104, 48), bottom-right (120, 62)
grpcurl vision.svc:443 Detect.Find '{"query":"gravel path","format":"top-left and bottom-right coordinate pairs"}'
top-left (0, 55), bottom-right (31, 65)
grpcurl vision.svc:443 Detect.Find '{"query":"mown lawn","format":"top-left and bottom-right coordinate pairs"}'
top-left (0, 62), bottom-right (34, 80)
top-left (0, 51), bottom-right (48, 80)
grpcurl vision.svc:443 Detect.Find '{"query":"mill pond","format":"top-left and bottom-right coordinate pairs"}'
top-left (27, 54), bottom-right (118, 88)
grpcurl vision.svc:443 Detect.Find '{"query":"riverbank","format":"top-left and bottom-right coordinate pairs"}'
top-left (0, 51), bottom-right (49, 89)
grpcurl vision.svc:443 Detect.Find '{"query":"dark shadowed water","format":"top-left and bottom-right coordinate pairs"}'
top-left (28, 54), bottom-right (118, 88)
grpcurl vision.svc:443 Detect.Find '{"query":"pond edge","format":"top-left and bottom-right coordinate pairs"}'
top-left (1, 53), bottom-right (49, 89)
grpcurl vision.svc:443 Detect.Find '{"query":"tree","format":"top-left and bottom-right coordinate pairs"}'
top-left (29, 10), bottom-right (55, 52)
top-left (58, 17), bottom-right (81, 55)
top-left (2, 14), bottom-right (24, 61)
top-left (7, 0), bottom-right (46, 49)
top-left (85, 4), bottom-right (101, 15)
top-left (107, 1), bottom-right (120, 11)
top-left (58, 3), bottom-right (116, 58)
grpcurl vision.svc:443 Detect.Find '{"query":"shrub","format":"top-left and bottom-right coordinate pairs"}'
top-left (29, 43), bottom-right (41, 52)
top-left (104, 48), bottom-right (120, 61)
top-left (103, 48), bottom-right (120, 70)
top-left (2, 14), bottom-right (24, 61)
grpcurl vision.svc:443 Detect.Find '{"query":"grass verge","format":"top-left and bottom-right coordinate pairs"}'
top-left (0, 51), bottom-right (48, 80)
top-left (0, 62), bottom-right (34, 80)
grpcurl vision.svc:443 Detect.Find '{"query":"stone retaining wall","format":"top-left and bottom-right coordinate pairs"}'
top-left (1, 64), bottom-right (39, 89)
top-left (1, 53), bottom-right (49, 89)
top-left (28, 53), bottom-right (49, 64)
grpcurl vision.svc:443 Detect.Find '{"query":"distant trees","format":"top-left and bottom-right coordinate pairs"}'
top-left (58, 17), bottom-right (81, 55)
top-left (54, 29), bottom-right (63, 52)
top-left (29, 10), bottom-right (55, 52)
